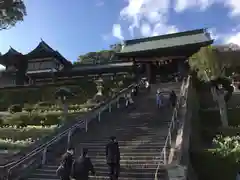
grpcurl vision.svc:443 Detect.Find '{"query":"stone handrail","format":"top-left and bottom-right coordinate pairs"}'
top-left (165, 76), bottom-right (198, 180)
top-left (154, 76), bottom-right (190, 179)
top-left (0, 83), bottom-right (137, 180)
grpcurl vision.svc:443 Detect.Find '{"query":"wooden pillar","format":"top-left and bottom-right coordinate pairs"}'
top-left (146, 62), bottom-right (151, 83)
top-left (146, 62), bottom-right (156, 84)
top-left (132, 57), bottom-right (139, 83)
top-left (151, 63), bottom-right (157, 84)
top-left (177, 59), bottom-right (188, 78)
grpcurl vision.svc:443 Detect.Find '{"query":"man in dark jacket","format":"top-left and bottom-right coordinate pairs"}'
top-left (71, 148), bottom-right (95, 180)
top-left (106, 136), bottom-right (120, 180)
top-left (60, 147), bottom-right (74, 180)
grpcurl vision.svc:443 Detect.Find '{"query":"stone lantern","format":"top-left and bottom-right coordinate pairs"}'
top-left (95, 77), bottom-right (104, 96)
top-left (55, 87), bottom-right (75, 121)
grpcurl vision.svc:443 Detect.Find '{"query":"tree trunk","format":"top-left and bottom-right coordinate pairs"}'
top-left (211, 87), bottom-right (228, 127)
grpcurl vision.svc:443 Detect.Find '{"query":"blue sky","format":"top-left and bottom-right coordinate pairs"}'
top-left (1, 0), bottom-right (240, 64)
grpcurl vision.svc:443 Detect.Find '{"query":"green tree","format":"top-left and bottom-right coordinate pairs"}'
top-left (189, 46), bottom-right (233, 127)
top-left (0, 0), bottom-right (26, 30)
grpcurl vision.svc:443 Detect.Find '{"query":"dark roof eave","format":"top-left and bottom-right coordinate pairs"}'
top-left (124, 28), bottom-right (207, 45)
top-left (26, 41), bottom-right (55, 58)
top-left (27, 66), bottom-right (132, 78)
top-left (116, 40), bottom-right (213, 57)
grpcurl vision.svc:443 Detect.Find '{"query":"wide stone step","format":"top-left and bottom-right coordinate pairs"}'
top-left (88, 152), bottom-right (163, 156)
top-left (82, 132), bottom-right (168, 139)
top-left (80, 139), bottom-right (166, 144)
top-left (80, 136), bottom-right (167, 142)
top-left (35, 166), bottom-right (160, 173)
top-left (76, 145), bottom-right (165, 150)
top-left (92, 155), bottom-right (162, 161)
top-left (27, 176), bottom-right (155, 180)
top-left (73, 148), bottom-right (164, 153)
top-left (30, 166), bottom-right (167, 179)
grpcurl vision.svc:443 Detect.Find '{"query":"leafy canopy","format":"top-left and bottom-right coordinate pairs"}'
top-left (189, 46), bottom-right (222, 82)
top-left (0, 0), bottom-right (26, 30)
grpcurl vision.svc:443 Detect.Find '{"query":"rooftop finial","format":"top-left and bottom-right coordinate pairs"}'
top-left (40, 38), bottom-right (44, 42)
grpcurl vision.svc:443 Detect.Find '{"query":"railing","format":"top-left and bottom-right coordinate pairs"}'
top-left (0, 83), bottom-right (137, 180)
top-left (154, 76), bottom-right (191, 179)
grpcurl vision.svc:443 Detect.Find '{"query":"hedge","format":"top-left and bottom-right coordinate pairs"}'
top-left (0, 112), bottom-right (63, 127)
top-left (0, 126), bottom-right (56, 141)
top-left (199, 108), bottom-right (240, 146)
top-left (190, 149), bottom-right (239, 180)
top-left (0, 138), bottom-right (33, 150)
top-left (0, 77), bottom-right (133, 111)
top-left (199, 108), bottom-right (240, 128)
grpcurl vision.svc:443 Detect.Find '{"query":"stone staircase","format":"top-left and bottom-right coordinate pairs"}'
top-left (25, 82), bottom-right (180, 180)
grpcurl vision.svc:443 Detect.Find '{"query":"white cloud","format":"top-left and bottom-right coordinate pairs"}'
top-left (225, 32), bottom-right (240, 45)
top-left (224, 0), bottom-right (240, 17)
top-left (152, 23), bottom-right (178, 36)
top-left (112, 24), bottom-right (124, 40)
top-left (140, 23), bottom-right (151, 37)
top-left (111, 0), bottom-right (240, 41)
top-left (174, 0), bottom-right (240, 17)
top-left (174, 0), bottom-right (215, 12)
top-left (114, 0), bottom-right (177, 39)
top-left (208, 28), bottom-right (219, 40)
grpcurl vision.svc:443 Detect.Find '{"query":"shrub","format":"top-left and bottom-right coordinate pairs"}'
top-left (0, 126), bottom-right (56, 141)
top-left (44, 112), bottom-right (62, 126)
top-left (199, 109), bottom-right (221, 128)
top-left (34, 101), bottom-right (54, 112)
top-left (227, 108), bottom-right (240, 126)
top-left (29, 112), bottom-right (45, 126)
top-left (3, 113), bottom-right (29, 128)
top-left (0, 118), bottom-right (3, 127)
top-left (0, 138), bottom-right (34, 150)
top-left (190, 149), bottom-right (238, 180)
top-left (213, 135), bottom-right (240, 163)
top-left (8, 104), bottom-right (22, 114)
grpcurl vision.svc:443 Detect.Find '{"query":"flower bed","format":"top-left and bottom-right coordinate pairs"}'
top-left (0, 126), bottom-right (56, 141)
top-left (0, 138), bottom-right (34, 150)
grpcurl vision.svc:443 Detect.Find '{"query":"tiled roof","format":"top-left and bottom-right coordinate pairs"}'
top-left (118, 29), bottom-right (213, 55)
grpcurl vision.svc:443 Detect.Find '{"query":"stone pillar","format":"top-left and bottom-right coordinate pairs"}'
top-left (95, 78), bottom-right (104, 96)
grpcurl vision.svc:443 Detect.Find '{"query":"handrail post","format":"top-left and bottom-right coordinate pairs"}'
top-left (117, 98), bottom-right (120, 108)
top-left (98, 112), bottom-right (101, 122)
top-left (163, 147), bottom-right (167, 164)
top-left (67, 130), bottom-right (72, 146)
top-left (125, 94), bottom-right (128, 107)
top-left (172, 117), bottom-right (175, 130)
top-left (42, 147), bottom-right (47, 165)
top-left (108, 103), bottom-right (112, 112)
top-left (169, 132), bottom-right (172, 147)
top-left (85, 119), bottom-right (88, 132)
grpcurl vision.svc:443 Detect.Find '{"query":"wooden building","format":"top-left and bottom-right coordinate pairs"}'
top-left (116, 28), bottom-right (214, 83)
top-left (0, 41), bottom-right (133, 87)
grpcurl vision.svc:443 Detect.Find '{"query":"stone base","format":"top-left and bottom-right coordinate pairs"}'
top-left (166, 164), bottom-right (186, 180)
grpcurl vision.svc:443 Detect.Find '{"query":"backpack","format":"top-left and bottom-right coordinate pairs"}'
top-left (56, 164), bottom-right (64, 177)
